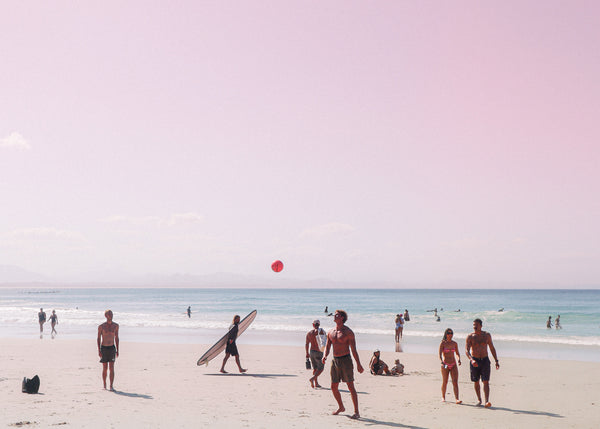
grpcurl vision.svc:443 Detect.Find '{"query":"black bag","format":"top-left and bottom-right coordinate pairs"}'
top-left (22, 375), bottom-right (40, 394)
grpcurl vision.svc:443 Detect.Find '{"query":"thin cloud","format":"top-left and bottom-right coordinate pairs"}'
top-left (299, 222), bottom-right (356, 239)
top-left (101, 213), bottom-right (204, 227)
top-left (167, 212), bottom-right (204, 226)
top-left (7, 227), bottom-right (85, 241)
top-left (0, 132), bottom-right (31, 150)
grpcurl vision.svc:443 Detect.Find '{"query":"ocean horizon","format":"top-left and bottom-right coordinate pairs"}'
top-left (1, 287), bottom-right (598, 363)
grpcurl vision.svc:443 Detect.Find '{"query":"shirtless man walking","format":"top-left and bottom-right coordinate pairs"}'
top-left (97, 309), bottom-right (119, 390)
top-left (305, 319), bottom-right (325, 388)
top-left (465, 318), bottom-right (499, 407)
top-left (322, 310), bottom-right (364, 419)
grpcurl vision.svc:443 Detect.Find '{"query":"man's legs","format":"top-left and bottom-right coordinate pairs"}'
top-left (346, 381), bottom-right (360, 419)
top-left (483, 380), bottom-right (491, 407)
top-left (331, 382), bottom-right (345, 415)
top-left (102, 362), bottom-right (108, 389)
top-left (109, 361), bottom-right (115, 390)
top-left (312, 367), bottom-right (323, 387)
top-left (473, 381), bottom-right (482, 405)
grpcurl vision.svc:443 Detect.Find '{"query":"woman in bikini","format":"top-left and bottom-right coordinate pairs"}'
top-left (438, 328), bottom-right (462, 404)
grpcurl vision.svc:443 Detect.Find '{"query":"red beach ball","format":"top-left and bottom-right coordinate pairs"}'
top-left (271, 260), bottom-right (284, 272)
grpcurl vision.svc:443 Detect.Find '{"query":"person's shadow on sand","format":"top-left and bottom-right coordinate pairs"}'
top-left (459, 403), bottom-right (563, 418)
top-left (357, 417), bottom-right (427, 428)
top-left (112, 389), bottom-right (153, 399)
top-left (205, 373), bottom-right (297, 379)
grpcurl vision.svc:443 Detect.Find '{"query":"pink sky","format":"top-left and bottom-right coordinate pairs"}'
top-left (1, 1), bottom-right (599, 286)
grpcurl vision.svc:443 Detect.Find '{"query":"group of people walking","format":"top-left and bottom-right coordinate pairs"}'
top-left (439, 319), bottom-right (500, 407)
top-left (37, 308), bottom-right (58, 338)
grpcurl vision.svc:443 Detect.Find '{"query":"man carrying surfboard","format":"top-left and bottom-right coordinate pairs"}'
top-left (305, 319), bottom-right (326, 388)
top-left (322, 309), bottom-right (364, 420)
top-left (219, 315), bottom-right (247, 373)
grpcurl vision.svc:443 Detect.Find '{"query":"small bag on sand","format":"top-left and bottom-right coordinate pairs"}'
top-left (22, 375), bottom-right (40, 394)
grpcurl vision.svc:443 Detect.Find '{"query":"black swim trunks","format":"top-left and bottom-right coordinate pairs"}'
top-left (470, 356), bottom-right (491, 382)
top-left (225, 342), bottom-right (239, 356)
top-left (100, 345), bottom-right (116, 363)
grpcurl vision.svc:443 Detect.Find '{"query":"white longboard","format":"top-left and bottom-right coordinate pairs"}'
top-left (196, 310), bottom-right (257, 366)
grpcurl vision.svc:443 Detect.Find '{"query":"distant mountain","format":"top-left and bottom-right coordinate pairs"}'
top-left (0, 265), bottom-right (49, 283)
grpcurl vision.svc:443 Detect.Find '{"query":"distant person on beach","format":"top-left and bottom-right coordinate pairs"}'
top-left (465, 318), bottom-right (499, 408)
top-left (439, 328), bottom-right (462, 404)
top-left (38, 308), bottom-right (46, 334)
top-left (403, 309), bottom-right (410, 322)
top-left (547, 316), bottom-right (553, 329)
top-left (97, 310), bottom-right (119, 390)
top-left (369, 349), bottom-right (391, 375)
top-left (390, 359), bottom-right (404, 375)
top-left (395, 314), bottom-right (404, 342)
top-left (187, 306), bottom-right (191, 318)
top-left (555, 315), bottom-right (561, 329)
top-left (322, 309), bottom-right (364, 420)
top-left (305, 319), bottom-right (326, 388)
top-left (49, 310), bottom-right (58, 336)
top-left (220, 314), bottom-right (247, 374)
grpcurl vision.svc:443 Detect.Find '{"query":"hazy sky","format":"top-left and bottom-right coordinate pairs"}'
top-left (1, 1), bottom-right (599, 286)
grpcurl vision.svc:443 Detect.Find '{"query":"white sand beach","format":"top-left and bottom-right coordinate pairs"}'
top-left (1, 338), bottom-right (599, 428)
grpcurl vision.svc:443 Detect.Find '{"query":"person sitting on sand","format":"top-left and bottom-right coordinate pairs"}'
top-left (369, 349), bottom-right (391, 375)
top-left (390, 359), bottom-right (404, 375)
top-left (439, 328), bottom-right (462, 404)
top-left (220, 314), bottom-right (247, 374)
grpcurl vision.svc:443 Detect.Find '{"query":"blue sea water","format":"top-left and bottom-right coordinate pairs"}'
top-left (1, 287), bottom-right (598, 362)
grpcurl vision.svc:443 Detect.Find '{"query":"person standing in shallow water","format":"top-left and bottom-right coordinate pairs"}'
top-left (97, 310), bottom-right (119, 390)
top-left (322, 309), bottom-right (364, 420)
top-left (220, 315), bottom-right (247, 373)
top-left (38, 308), bottom-right (46, 335)
top-left (465, 318), bottom-right (499, 408)
top-left (49, 310), bottom-right (58, 336)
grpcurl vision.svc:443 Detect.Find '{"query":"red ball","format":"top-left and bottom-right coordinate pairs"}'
top-left (271, 260), bottom-right (284, 272)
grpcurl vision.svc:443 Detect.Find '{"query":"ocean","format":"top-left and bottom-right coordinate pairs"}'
top-left (1, 287), bottom-right (598, 362)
